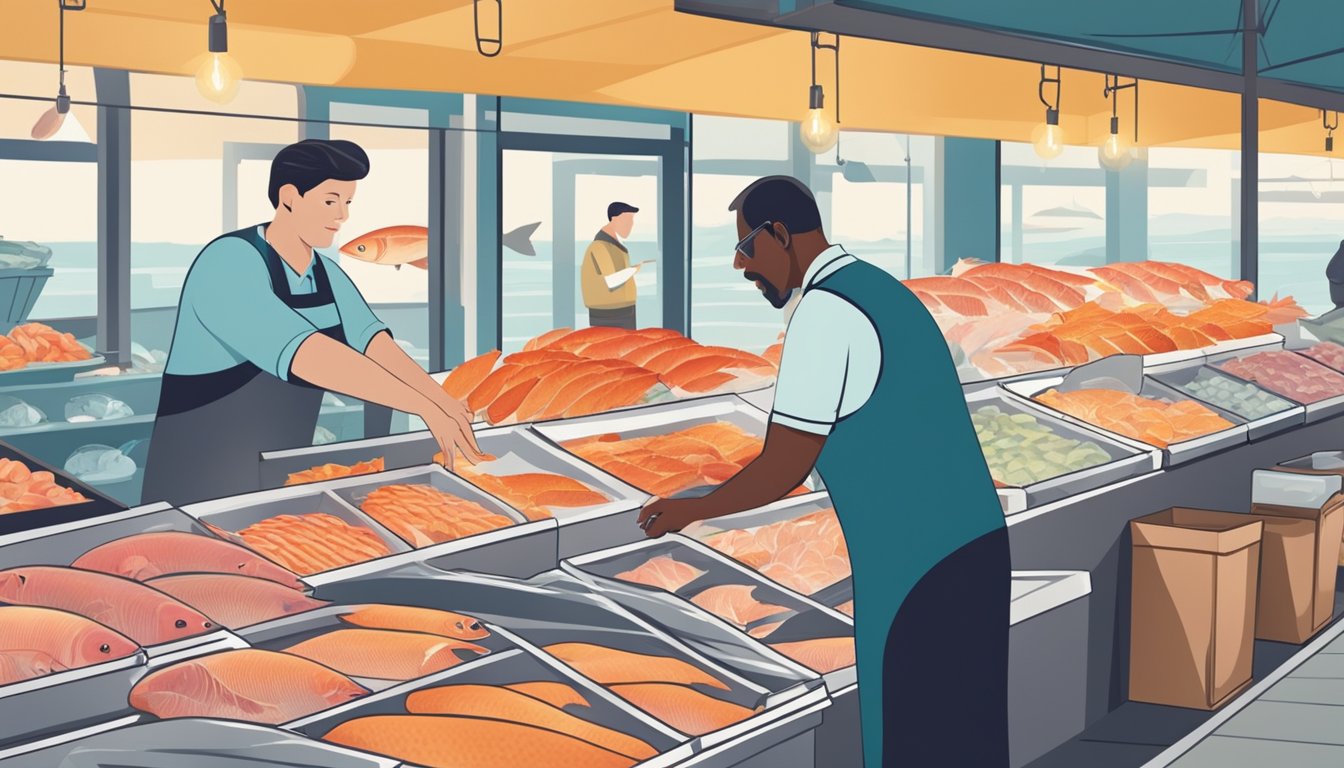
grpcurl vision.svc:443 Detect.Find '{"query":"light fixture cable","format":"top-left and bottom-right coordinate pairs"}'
top-left (1039, 64), bottom-right (1061, 124)
top-left (474, 0), bottom-right (502, 57)
top-left (1324, 109), bottom-right (1339, 152)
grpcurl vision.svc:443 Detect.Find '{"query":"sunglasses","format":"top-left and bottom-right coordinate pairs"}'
top-left (734, 220), bottom-right (775, 260)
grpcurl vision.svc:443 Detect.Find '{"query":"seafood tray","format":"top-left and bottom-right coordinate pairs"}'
top-left (531, 393), bottom-right (823, 497)
top-left (258, 431), bottom-right (440, 489)
top-left (0, 638), bottom-right (147, 751)
top-left (565, 536), bottom-right (857, 692)
top-left (0, 502), bottom-right (243, 658)
top-left (0, 356), bottom-right (109, 389)
top-left (307, 563), bottom-right (829, 753)
top-left (1148, 361), bottom-right (1305, 441)
top-left (681, 492), bottom-right (852, 610)
top-left (0, 440), bottom-right (125, 536)
top-left (1207, 346), bottom-right (1344, 423)
top-left (459, 426), bottom-right (650, 559)
top-left (288, 646), bottom-right (689, 768)
top-left (182, 485), bottom-right (412, 580)
top-left (238, 603), bottom-right (515, 695)
top-left (967, 386), bottom-right (1159, 513)
top-left (0, 716), bottom-right (400, 768)
top-left (1004, 356), bottom-right (1249, 467)
top-left (322, 465), bottom-right (559, 582)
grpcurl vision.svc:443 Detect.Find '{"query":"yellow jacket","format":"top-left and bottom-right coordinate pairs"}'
top-left (581, 231), bottom-right (637, 310)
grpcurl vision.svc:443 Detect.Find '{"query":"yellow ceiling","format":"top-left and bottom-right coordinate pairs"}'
top-left (0, 0), bottom-right (1336, 158)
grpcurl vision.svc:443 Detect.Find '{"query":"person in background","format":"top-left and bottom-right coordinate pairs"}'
top-left (581, 202), bottom-right (643, 329)
top-left (143, 139), bottom-right (485, 506)
top-left (637, 176), bottom-right (1010, 767)
top-left (1328, 239), bottom-right (1344, 310)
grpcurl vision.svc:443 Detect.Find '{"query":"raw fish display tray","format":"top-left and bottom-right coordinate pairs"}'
top-left (1206, 347), bottom-right (1344, 423)
top-left (459, 426), bottom-right (651, 559)
top-left (257, 431), bottom-right (440, 489)
top-left (680, 492), bottom-right (852, 610)
top-left (238, 604), bottom-right (516, 695)
top-left (1003, 371), bottom-right (1249, 467)
top-left (1147, 361), bottom-right (1306, 442)
top-left (967, 387), bottom-right (1160, 512)
top-left (0, 717), bottom-right (401, 768)
top-left (305, 563), bottom-right (829, 751)
top-left (0, 439), bottom-right (125, 535)
top-left (531, 394), bottom-right (823, 497)
top-left (565, 536), bottom-right (856, 692)
top-left (286, 646), bottom-right (691, 768)
top-left (320, 465), bottom-right (558, 581)
top-left (0, 502), bottom-right (245, 657)
top-left (0, 356), bottom-right (109, 389)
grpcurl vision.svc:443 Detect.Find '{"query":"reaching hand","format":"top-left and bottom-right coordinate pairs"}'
top-left (637, 497), bottom-right (695, 538)
top-left (425, 402), bottom-right (488, 469)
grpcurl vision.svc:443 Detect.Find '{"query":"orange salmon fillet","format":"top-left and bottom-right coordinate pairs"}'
top-left (542, 642), bottom-right (729, 689)
top-left (609, 683), bottom-right (756, 736)
top-left (442, 350), bottom-right (501, 400)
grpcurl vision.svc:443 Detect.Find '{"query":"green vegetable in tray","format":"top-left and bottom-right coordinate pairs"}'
top-left (1176, 368), bottom-right (1291, 421)
top-left (972, 405), bottom-right (1112, 487)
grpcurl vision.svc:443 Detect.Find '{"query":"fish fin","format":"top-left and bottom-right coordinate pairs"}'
top-left (121, 554), bottom-right (160, 581)
top-left (409, 258), bottom-right (429, 270)
top-left (503, 221), bottom-right (542, 256)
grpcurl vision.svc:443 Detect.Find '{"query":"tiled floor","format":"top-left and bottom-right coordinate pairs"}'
top-left (1029, 590), bottom-right (1344, 768)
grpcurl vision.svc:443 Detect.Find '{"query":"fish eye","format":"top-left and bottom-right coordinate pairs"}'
top-left (99, 643), bottom-right (110, 653)
top-left (357, 245), bottom-right (365, 252)
top-left (175, 619), bottom-right (187, 629)
top-left (455, 621), bottom-right (464, 630)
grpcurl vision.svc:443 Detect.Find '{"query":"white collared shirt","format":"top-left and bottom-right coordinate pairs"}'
top-left (769, 245), bottom-right (882, 436)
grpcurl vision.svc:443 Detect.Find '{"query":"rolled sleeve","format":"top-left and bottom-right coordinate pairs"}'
top-left (187, 239), bottom-right (321, 381)
top-left (769, 291), bottom-right (853, 436)
top-left (322, 255), bottom-right (389, 353)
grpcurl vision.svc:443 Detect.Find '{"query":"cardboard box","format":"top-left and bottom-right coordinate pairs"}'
top-left (1248, 469), bottom-right (1344, 643)
top-left (1274, 452), bottom-right (1344, 565)
top-left (1129, 508), bottom-right (1262, 710)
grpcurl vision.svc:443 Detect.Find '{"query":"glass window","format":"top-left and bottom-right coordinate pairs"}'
top-left (0, 159), bottom-right (97, 321)
top-left (1148, 147), bottom-right (1238, 278)
top-left (0, 61), bottom-right (97, 142)
top-left (1258, 153), bottom-right (1344, 316)
top-left (1000, 142), bottom-right (1105, 266)
top-left (692, 115), bottom-right (789, 162)
top-left (500, 150), bottom-right (663, 354)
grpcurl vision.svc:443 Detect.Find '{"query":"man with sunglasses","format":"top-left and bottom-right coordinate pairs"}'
top-left (638, 176), bottom-right (1009, 768)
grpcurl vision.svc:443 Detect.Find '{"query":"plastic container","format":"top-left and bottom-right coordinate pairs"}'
top-left (0, 441), bottom-right (125, 536)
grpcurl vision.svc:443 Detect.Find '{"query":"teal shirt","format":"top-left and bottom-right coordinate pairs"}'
top-left (164, 227), bottom-right (389, 380)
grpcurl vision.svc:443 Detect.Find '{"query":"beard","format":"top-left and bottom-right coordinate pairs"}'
top-left (744, 271), bottom-right (794, 309)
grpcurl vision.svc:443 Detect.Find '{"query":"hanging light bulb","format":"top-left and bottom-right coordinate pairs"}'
top-left (31, 2), bottom-right (85, 140)
top-left (1324, 110), bottom-right (1339, 154)
top-left (196, 2), bottom-right (241, 104)
top-left (1099, 75), bottom-right (1138, 171)
top-left (1032, 65), bottom-right (1064, 160)
top-left (800, 33), bottom-right (838, 154)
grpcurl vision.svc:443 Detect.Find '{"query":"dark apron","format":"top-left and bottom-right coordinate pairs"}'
top-left (142, 225), bottom-right (347, 506)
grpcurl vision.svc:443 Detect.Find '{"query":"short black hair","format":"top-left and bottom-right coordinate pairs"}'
top-left (269, 139), bottom-right (370, 208)
top-left (607, 202), bottom-right (639, 220)
top-left (728, 176), bottom-right (823, 234)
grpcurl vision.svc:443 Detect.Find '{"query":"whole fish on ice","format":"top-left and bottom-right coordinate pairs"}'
top-left (340, 222), bottom-right (542, 269)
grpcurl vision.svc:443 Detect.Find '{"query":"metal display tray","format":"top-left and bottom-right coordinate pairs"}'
top-left (0, 717), bottom-right (401, 768)
top-left (258, 431), bottom-right (440, 490)
top-left (1206, 347), bottom-right (1344, 424)
top-left (565, 536), bottom-right (856, 692)
top-left (463, 426), bottom-right (651, 559)
top-left (287, 645), bottom-right (691, 768)
top-left (0, 356), bottom-right (109, 389)
top-left (681, 492), bottom-right (851, 610)
top-left (0, 502), bottom-right (244, 658)
top-left (237, 604), bottom-right (515, 695)
top-left (1147, 361), bottom-right (1306, 442)
top-left (0, 439), bottom-right (126, 536)
top-left (306, 563), bottom-right (828, 751)
top-left (969, 386), bottom-right (1160, 512)
top-left (185, 466), bottom-right (560, 586)
top-left (1003, 362), bottom-right (1249, 467)
top-left (530, 393), bottom-right (823, 497)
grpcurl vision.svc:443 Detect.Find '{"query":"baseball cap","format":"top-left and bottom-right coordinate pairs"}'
top-left (607, 202), bottom-right (640, 220)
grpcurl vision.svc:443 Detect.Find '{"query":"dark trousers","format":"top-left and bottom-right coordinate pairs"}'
top-left (883, 527), bottom-right (1011, 767)
top-left (588, 305), bottom-right (636, 330)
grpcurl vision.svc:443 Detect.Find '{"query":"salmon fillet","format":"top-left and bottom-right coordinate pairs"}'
top-left (615, 555), bottom-right (706, 592)
top-left (360, 484), bottom-right (515, 546)
top-left (487, 377), bottom-right (541, 424)
top-left (550, 327), bottom-right (629, 352)
top-left (769, 637), bottom-right (856, 673)
top-left (836, 600), bottom-right (854, 617)
top-left (609, 683), bottom-right (756, 736)
top-left (442, 351), bottom-right (501, 400)
top-left (284, 628), bottom-right (488, 680)
top-left (690, 584), bottom-right (790, 629)
top-left (506, 681), bottom-right (590, 710)
top-left (237, 514), bottom-right (393, 576)
top-left (542, 642), bottom-right (729, 689)
top-left (681, 371), bottom-right (738, 393)
top-left (562, 372), bottom-right (660, 418)
top-left (322, 715), bottom-right (637, 768)
top-left (286, 458), bottom-right (384, 487)
top-left (624, 338), bottom-right (699, 367)
top-left (405, 684), bottom-right (656, 760)
top-left (523, 327), bottom-right (574, 352)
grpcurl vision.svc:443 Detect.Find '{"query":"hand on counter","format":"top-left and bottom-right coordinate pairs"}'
top-left (638, 496), bottom-right (698, 538)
